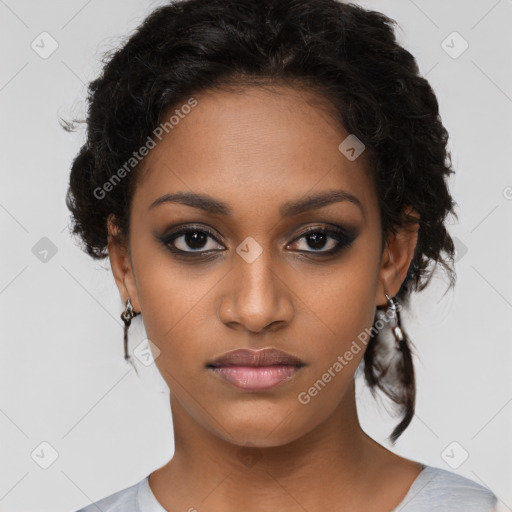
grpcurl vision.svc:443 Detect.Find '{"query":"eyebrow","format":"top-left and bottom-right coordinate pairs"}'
top-left (148, 189), bottom-right (365, 219)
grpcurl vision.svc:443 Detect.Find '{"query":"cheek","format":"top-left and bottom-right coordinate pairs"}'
top-left (131, 246), bottom-right (224, 382)
top-left (132, 233), bottom-right (211, 329)
top-left (301, 283), bottom-right (375, 399)
top-left (300, 250), bottom-right (380, 350)
top-left (323, 273), bottom-right (377, 345)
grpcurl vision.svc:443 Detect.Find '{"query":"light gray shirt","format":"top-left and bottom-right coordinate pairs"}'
top-left (75, 465), bottom-right (499, 511)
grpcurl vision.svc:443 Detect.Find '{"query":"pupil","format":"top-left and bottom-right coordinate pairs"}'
top-left (186, 231), bottom-right (207, 249)
top-left (307, 232), bottom-right (326, 250)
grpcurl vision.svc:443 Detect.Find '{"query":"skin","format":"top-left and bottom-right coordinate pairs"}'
top-left (108, 84), bottom-right (422, 511)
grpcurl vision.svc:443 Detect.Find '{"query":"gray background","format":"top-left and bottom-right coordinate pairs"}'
top-left (1, 0), bottom-right (511, 510)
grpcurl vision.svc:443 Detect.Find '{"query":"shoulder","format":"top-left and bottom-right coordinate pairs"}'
top-left (395, 465), bottom-right (499, 512)
top-left (73, 477), bottom-right (146, 512)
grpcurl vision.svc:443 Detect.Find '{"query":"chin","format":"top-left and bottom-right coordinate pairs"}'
top-left (211, 409), bottom-right (313, 449)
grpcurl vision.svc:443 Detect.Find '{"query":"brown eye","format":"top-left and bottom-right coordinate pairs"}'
top-left (287, 226), bottom-right (357, 255)
top-left (162, 226), bottom-right (225, 254)
top-left (296, 231), bottom-right (336, 251)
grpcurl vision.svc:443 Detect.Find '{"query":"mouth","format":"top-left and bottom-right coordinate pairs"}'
top-left (206, 348), bottom-right (306, 392)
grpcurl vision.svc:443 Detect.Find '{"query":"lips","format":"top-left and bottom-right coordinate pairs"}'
top-left (206, 348), bottom-right (306, 392)
top-left (206, 348), bottom-right (305, 368)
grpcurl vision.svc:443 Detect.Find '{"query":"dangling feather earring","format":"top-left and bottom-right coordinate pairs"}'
top-left (120, 297), bottom-right (140, 376)
top-left (385, 293), bottom-right (405, 347)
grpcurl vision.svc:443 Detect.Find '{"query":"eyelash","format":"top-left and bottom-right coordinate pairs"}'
top-left (158, 224), bottom-right (357, 259)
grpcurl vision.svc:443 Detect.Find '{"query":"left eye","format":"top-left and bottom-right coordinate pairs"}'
top-left (287, 228), bottom-right (348, 253)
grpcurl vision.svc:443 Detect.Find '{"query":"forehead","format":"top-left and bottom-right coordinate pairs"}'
top-left (132, 85), bottom-right (377, 221)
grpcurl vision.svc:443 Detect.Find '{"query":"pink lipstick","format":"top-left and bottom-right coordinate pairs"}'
top-left (206, 348), bottom-right (305, 392)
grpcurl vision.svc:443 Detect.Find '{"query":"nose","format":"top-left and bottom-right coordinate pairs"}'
top-left (218, 247), bottom-right (294, 334)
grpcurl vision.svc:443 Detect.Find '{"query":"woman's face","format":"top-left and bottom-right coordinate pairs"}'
top-left (109, 85), bottom-right (413, 447)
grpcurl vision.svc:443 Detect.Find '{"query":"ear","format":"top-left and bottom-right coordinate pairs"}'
top-left (107, 214), bottom-right (141, 314)
top-left (374, 206), bottom-right (420, 307)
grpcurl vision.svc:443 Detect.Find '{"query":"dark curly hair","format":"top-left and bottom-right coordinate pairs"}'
top-left (63, 0), bottom-right (457, 444)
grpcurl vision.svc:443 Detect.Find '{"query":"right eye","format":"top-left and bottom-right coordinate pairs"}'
top-left (161, 226), bottom-right (225, 255)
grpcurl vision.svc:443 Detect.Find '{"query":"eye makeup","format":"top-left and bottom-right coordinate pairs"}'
top-left (155, 221), bottom-right (359, 262)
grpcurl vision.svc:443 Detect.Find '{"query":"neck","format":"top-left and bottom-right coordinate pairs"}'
top-left (149, 379), bottom-right (402, 511)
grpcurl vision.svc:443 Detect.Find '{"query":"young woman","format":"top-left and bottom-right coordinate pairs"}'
top-left (65, 0), bottom-right (498, 510)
